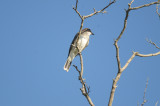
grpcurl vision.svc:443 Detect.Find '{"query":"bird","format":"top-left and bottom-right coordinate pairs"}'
top-left (64, 28), bottom-right (94, 72)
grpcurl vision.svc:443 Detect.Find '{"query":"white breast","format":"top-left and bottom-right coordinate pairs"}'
top-left (77, 35), bottom-right (89, 52)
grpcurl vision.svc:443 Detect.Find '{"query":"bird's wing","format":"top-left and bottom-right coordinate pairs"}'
top-left (68, 32), bottom-right (79, 57)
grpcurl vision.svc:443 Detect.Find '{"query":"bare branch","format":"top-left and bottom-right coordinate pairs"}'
top-left (129, 0), bottom-right (135, 5)
top-left (156, 4), bottom-right (160, 17)
top-left (108, 72), bottom-right (121, 106)
top-left (77, 18), bottom-right (84, 41)
top-left (73, 0), bottom-right (83, 19)
top-left (121, 50), bottom-right (160, 72)
top-left (108, 1), bottom-right (160, 106)
top-left (75, 0), bottom-right (78, 10)
top-left (115, 1), bottom-right (159, 42)
top-left (73, 7), bottom-right (83, 19)
top-left (131, 1), bottom-right (160, 10)
top-left (121, 52), bottom-right (137, 72)
top-left (109, 1), bottom-right (134, 105)
top-left (73, 0), bottom-right (116, 19)
top-left (73, 65), bottom-right (80, 73)
top-left (84, 0), bottom-right (116, 19)
top-left (146, 38), bottom-right (160, 49)
top-left (108, 50), bottom-right (160, 106)
top-left (112, 0), bottom-right (133, 75)
top-left (79, 53), bottom-right (84, 78)
top-left (141, 78), bottom-right (149, 106)
top-left (73, 53), bottom-right (94, 106)
top-left (114, 41), bottom-right (121, 72)
top-left (115, 5), bottom-right (131, 42)
top-left (136, 51), bottom-right (160, 57)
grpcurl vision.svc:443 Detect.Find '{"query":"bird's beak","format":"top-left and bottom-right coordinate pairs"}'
top-left (91, 32), bottom-right (94, 35)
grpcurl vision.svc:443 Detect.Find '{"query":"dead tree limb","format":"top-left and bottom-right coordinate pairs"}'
top-left (108, 1), bottom-right (160, 106)
top-left (73, 53), bottom-right (94, 106)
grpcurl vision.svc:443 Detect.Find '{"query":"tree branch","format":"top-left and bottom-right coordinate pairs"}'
top-left (121, 52), bottom-right (137, 72)
top-left (108, 1), bottom-right (134, 105)
top-left (114, 41), bottom-right (121, 72)
top-left (84, 0), bottom-right (116, 19)
top-left (131, 1), bottom-right (159, 10)
top-left (73, 0), bottom-right (116, 20)
top-left (136, 51), bottom-right (160, 57)
top-left (141, 78), bottom-right (149, 106)
top-left (73, 53), bottom-right (94, 106)
top-left (108, 1), bottom-right (160, 106)
top-left (156, 4), bottom-right (160, 17)
top-left (122, 50), bottom-right (160, 72)
top-left (75, 0), bottom-right (78, 10)
top-left (73, 7), bottom-right (83, 19)
top-left (79, 53), bottom-right (84, 78)
top-left (146, 39), bottom-right (160, 50)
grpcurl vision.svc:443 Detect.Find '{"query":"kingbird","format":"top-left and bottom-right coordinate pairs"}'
top-left (64, 28), bottom-right (94, 72)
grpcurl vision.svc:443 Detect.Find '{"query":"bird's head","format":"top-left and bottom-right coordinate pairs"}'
top-left (82, 28), bottom-right (94, 36)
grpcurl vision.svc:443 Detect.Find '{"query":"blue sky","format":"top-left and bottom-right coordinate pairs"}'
top-left (0, 0), bottom-right (160, 106)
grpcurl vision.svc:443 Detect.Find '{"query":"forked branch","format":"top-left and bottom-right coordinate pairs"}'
top-left (108, 1), bottom-right (160, 106)
top-left (73, 53), bottom-right (94, 106)
top-left (73, 0), bottom-right (116, 19)
top-left (84, 0), bottom-right (116, 19)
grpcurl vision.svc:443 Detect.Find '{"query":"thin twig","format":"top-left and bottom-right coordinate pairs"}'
top-left (84, 0), bottom-right (116, 19)
top-left (108, 1), bottom-right (160, 106)
top-left (75, 0), bottom-right (78, 10)
top-left (73, 7), bottom-right (83, 19)
top-left (146, 38), bottom-right (160, 49)
top-left (141, 78), bottom-right (149, 106)
top-left (73, 0), bottom-right (116, 19)
top-left (156, 4), bottom-right (160, 17)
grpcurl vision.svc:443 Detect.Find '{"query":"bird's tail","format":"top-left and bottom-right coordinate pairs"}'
top-left (64, 57), bottom-right (72, 72)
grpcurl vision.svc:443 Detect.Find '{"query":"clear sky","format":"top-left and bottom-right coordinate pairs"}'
top-left (0, 0), bottom-right (160, 106)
